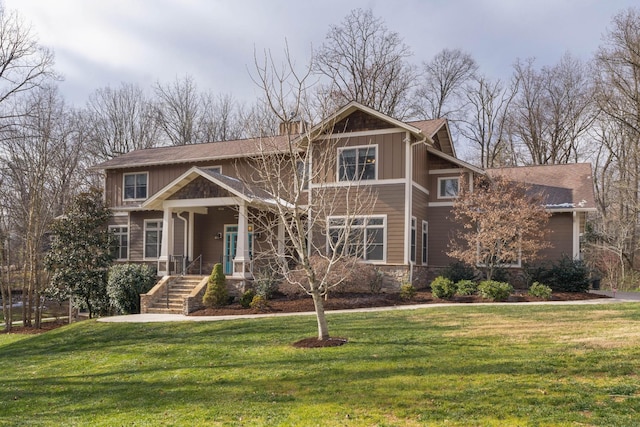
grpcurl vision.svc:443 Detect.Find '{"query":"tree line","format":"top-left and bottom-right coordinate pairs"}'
top-left (1, 5), bottom-right (640, 328)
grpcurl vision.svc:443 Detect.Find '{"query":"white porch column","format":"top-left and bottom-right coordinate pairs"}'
top-left (158, 207), bottom-right (174, 276)
top-left (572, 211), bottom-right (581, 260)
top-left (188, 211), bottom-right (195, 261)
top-left (233, 201), bottom-right (252, 278)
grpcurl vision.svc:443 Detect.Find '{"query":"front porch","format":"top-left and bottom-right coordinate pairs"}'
top-left (141, 167), bottom-right (285, 279)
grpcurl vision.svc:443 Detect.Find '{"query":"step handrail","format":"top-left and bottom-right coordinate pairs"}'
top-left (183, 254), bottom-right (203, 276)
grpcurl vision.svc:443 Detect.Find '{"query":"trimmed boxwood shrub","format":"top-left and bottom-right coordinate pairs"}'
top-left (240, 290), bottom-right (256, 308)
top-left (529, 282), bottom-right (552, 300)
top-left (430, 276), bottom-right (457, 300)
top-left (455, 279), bottom-right (478, 296)
top-left (107, 263), bottom-right (157, 314)
top-left (478, 280), bottom-right (513, 301)
top-left (400, 283), bottom-right (416, 300)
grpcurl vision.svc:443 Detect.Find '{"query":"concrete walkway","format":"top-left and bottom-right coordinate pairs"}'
top-left (98, 292), bottom-right (639, 323)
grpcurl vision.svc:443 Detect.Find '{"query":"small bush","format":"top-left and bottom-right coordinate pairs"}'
top-left (529, 282), bottom-right (552, 300)
top-left (455, 279), bottom-right (478, 296)
top-left (249, 294), bottom-right (268, 310)
top-left (107, 264), bottom-right (157, 314)
top-left (399, 283), bottom-right (416, 300)
top-left (478, 280), bottom-right (513, 301)
top-left (430, 276), bottom-right (457, 300)
top-left (528, 255), bottom-right (590, 292)
top-left (203, 263), bottom-right (229, 307)
top-left (440, 261), bottom-right (476, 283)
top-left (253, 269), bottom-right (280, 300)
top-left (240, 290), bottom-right (256, 308)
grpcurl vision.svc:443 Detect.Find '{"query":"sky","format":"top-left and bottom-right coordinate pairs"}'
top-left (4, 0), bottom-right (638, 108)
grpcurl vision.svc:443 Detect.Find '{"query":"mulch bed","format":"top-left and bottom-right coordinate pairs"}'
top-left (191, 290), bottom-right (609, 317)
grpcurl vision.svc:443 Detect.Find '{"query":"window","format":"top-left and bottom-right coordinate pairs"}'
top-left (124, 172), bottom-right (148, 200)
top-left (144, 220), bottom-right (162, 259)
top-left (422, 221), bottom-right (428, 264)
top-left (338, 145), bottom-right (377, 181)
top-left (296, 160), bottom-right (309, 190)
top-left (328, 216), bottom-right (385, 262)
top-left (438, 177), bottom-right (459, 199)
top-left (109, 226), bottom-right (128, 260)
top-left (410, 217), bottom-right (416, 262)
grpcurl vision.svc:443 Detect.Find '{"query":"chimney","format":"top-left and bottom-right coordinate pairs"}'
top-left (278, 120), bottom-right (307, 136)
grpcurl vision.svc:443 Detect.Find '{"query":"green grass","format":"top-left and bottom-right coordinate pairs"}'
top-left (2, 303), bottom-right (640, 426)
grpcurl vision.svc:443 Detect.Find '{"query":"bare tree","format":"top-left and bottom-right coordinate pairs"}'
top-left (154, 75), bottom-right (201, 145)
top-left (246, 47), bottom-right (377, 341)
top-left (413, 48), bottom-right (478, 120)
top-left (508, 55), bottom-right (596, 165)
top-left (312, 8), bottom-right (416, 118)
top-left (0, 3), bottom-right (56, 121)
top-left (0, 86), bottom-right (83, 327)
top-left (459, 75), bottom-right (518, 168)
top-left (448, 174), bottom-right (550, 281)
top-left (84, 83), bottom-right (160, 161)
top-left (198, 92), bottom-right (246, 142)
top-left (590, 7), bottom-right (640, 276)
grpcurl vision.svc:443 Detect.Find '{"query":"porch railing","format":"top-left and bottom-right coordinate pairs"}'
top-left (169, 255), bottom-right (185, 275)
top-left (183, 254), bottom-right (203, 276)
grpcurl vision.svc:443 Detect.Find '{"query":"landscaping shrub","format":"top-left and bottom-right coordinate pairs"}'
top-left (399, 283), bottom-right (416, 300)
top-left (430, 276), bottom-right (457, 300)
top-left (529, 282), bottom-right (552, 300)
top-left (528, 255), bottom-right (590, 292)
top-left (478, 280), bottom-right (513, 301)
top-left (249, 294), bottom-right (268, 310)
top-left (440, 261), bottom-right (476, 283)
top-left (106, 263), bottom-right (156, 314)
top-left (253, 269), bottom-right (280, 300)
top-left (203, 263), bottom-right (229, 307)
top-left (240, 290), bottom-right (256, 308)
top-left (455, 279), bottom-right (478, 296)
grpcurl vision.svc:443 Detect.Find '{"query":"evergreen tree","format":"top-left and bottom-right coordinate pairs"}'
top-left (202, 263), bottom-right (228, 307)
top-left (45, 188), bottom-right (114, 318)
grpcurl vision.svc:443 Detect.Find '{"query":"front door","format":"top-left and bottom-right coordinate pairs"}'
top-left (223, 225), bottom-right (253, 275)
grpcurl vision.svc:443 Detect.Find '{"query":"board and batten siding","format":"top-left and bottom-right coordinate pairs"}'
top-left (426, 206), bottom-right (460, 268)
top-left (316, 132), bottom-right (406, 183)
top-left (412, 143), bottom-right (429, 189)
top-left (536, 212), bottom-right (572, 261)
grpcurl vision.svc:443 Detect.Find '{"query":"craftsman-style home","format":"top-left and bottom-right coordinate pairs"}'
top-left (96, 101), bottom-right (596, 313)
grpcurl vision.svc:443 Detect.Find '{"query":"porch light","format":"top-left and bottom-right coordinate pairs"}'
top-left (214, 232), bottom-right (222, 239)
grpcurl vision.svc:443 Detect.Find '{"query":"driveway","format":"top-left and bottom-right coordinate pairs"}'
top-left (590, 290), bottom-right (640, 300)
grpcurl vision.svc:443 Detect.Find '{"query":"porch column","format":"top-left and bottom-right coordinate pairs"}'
top-left (233, 201), bottom-right (252, 278)
top-left (158, 207), bottom-right (174, 276)
top-left (188, 211), bottom-right (195, 261)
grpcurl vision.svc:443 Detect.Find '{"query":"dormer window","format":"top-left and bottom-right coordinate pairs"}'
top-left (338, 145), bottom-right (377, 181)
top-left (123, 172), bottom-right (148, 200)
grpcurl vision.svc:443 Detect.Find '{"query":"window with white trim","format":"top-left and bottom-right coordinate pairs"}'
top-left (123, 172), bottom-right (148, 200)
top-left (438, 177), bottom-right (459, 199)
top-left (144, 220), bottom-right (162, 259)
top-left (410, 217), bottom-right (416, 262)
top-left (422, 221), bottom-right (428, 264)
top-left (109, 226), bottom-right (128, 260)
top-left (328, 216), bottom-right (385, 261)
top-left (338, 145), bottom-right (377, 181)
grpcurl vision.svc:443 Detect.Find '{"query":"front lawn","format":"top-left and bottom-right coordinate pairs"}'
top-left (1, 303), bottom-right (640, 426)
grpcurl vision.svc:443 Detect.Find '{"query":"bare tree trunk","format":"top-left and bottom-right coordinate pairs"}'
top-left (310, 289), bottom-right (329, 340)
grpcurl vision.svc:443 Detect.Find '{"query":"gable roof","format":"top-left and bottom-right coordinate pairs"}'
top-left (486, 163), bottom-right (597, 212)
top-left (143, 167), bottom-right (289, 210)
top-left (94, 102), bottom-right (449, 170)
top-left (407, 118), bottom-right (456, 157)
